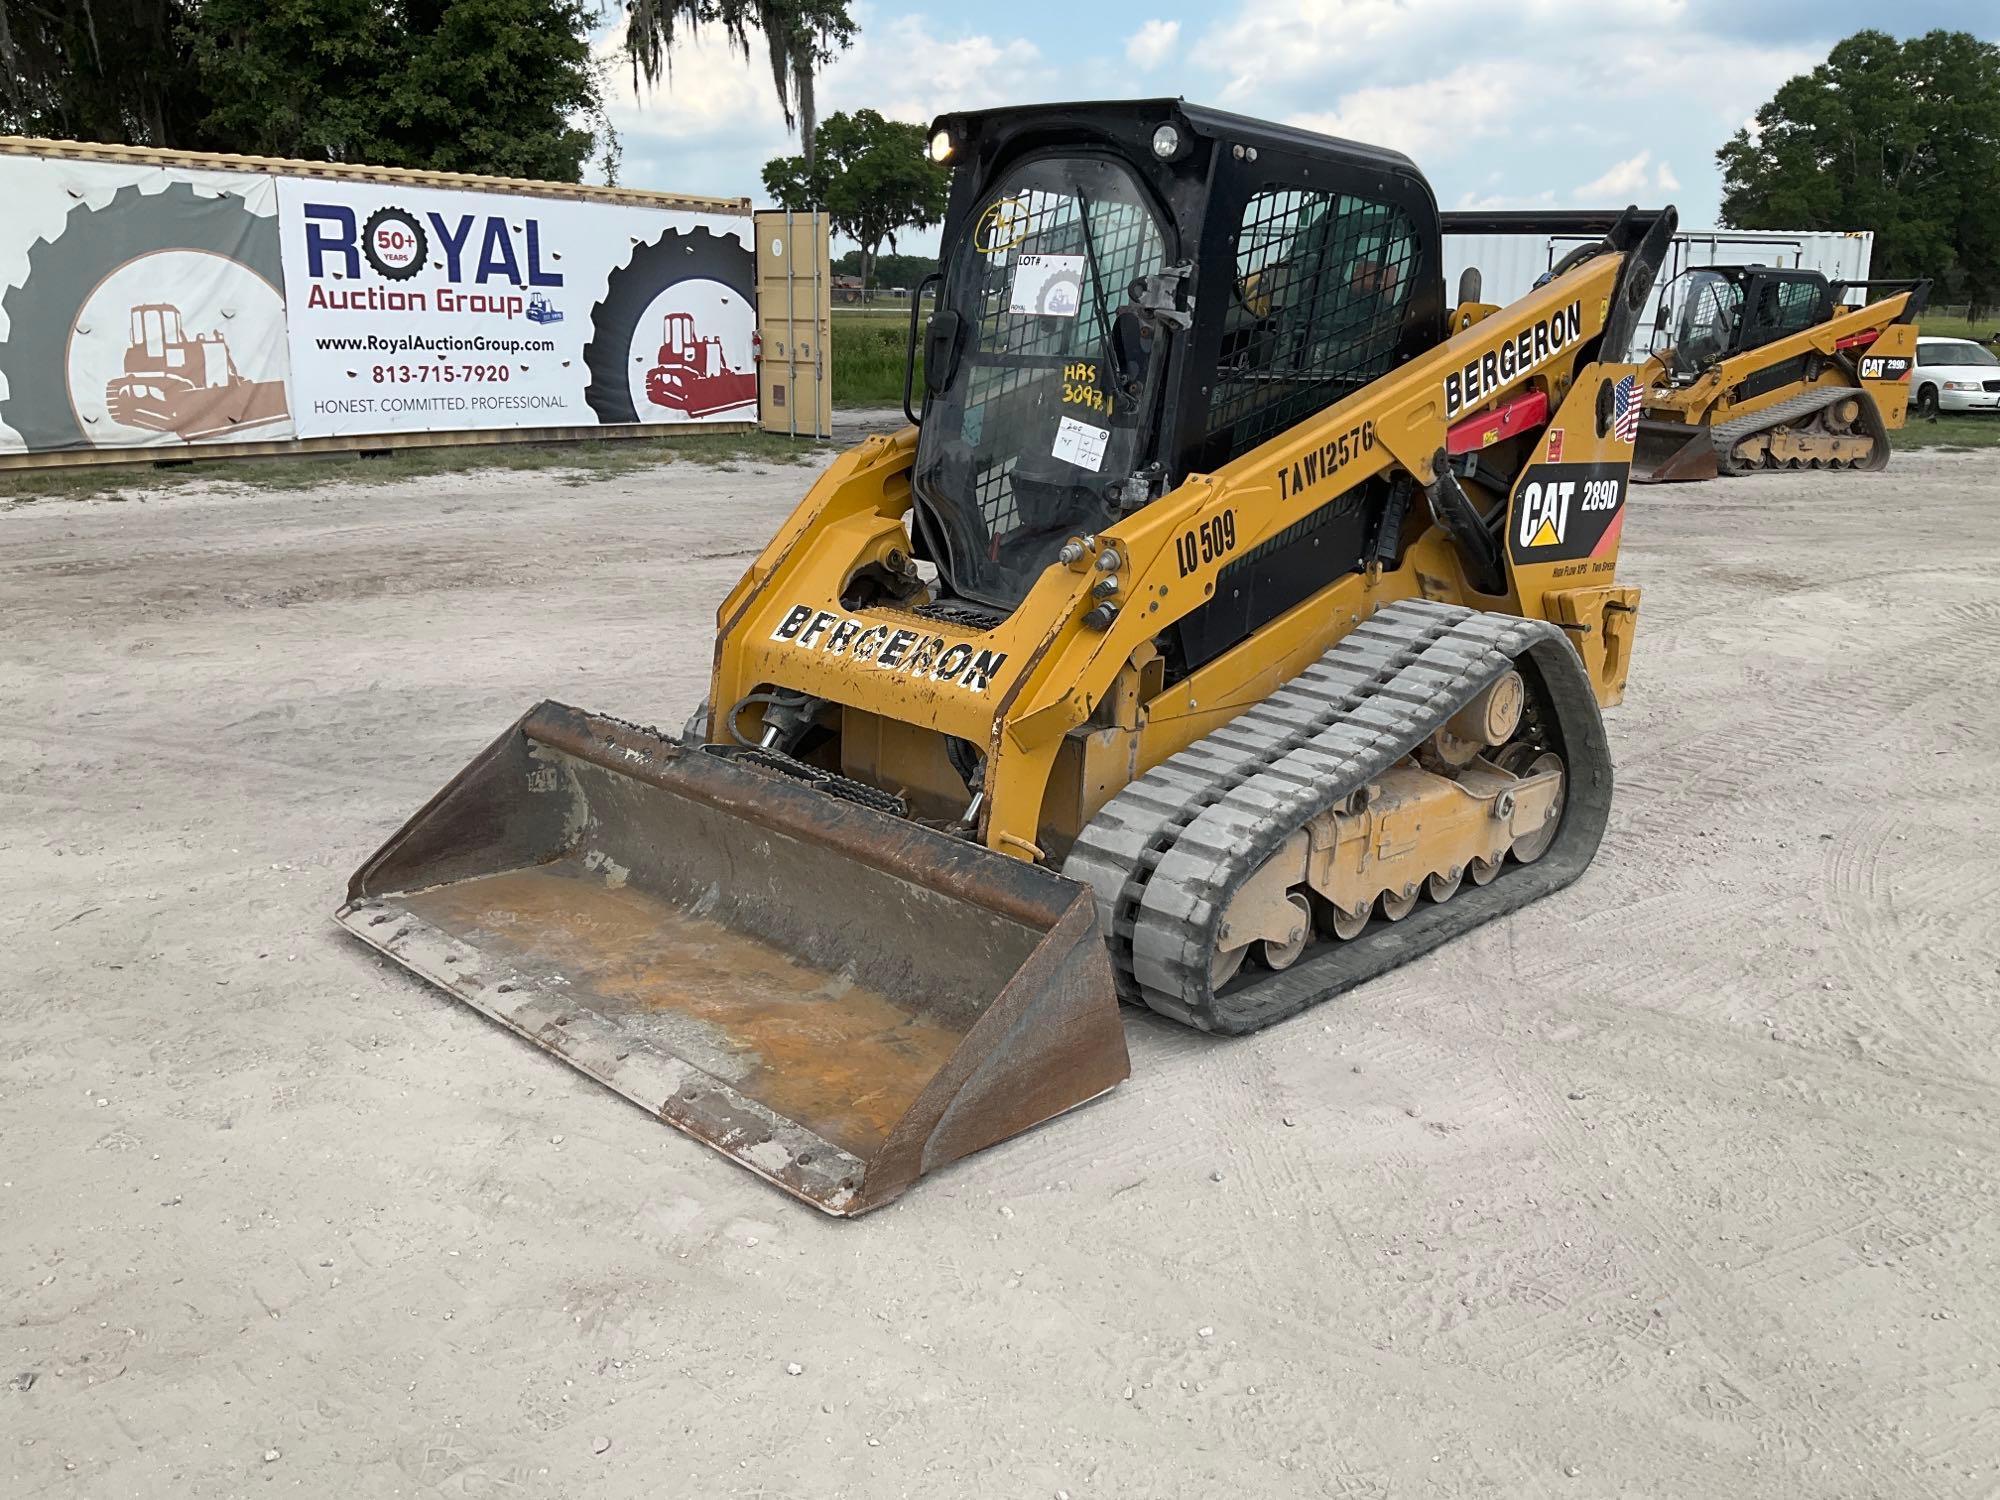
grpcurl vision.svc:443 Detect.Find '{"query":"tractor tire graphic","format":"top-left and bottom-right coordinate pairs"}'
top-left (0, 180), bottom-right (285, 452)
top-left (583, 226), bottom-right (756, 425)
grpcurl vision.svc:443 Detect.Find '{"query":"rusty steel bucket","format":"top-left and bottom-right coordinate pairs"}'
top-left (1631, 418), bottom-right (1721, 484)
top-left (338, 703), bottom-right (1129, 1215)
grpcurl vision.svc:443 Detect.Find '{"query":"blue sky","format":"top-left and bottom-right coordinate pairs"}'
top-left (598, 0), bottom-right (1999, 253)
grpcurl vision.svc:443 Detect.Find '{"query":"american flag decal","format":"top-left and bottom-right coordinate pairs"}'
top-left (1613, 374), bottom-right (1641, 445)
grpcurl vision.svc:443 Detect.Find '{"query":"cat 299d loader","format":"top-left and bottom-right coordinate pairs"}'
top-left (339, 102), bottom-right (1675, 1215)
top-left (1632, 265), bottom-right (1928, 482)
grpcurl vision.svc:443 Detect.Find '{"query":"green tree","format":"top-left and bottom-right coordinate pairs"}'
top-left (1718, 29), bottom-right (2000, 307)
top-left (764, 109), bottom-right (948, 291)
top-left (188, 0), bottom-right (391, 161)
top-left (191, 0), bottom-right (600, 177)
top-left (0, 0), bottom-right (214, 147)
top-left (375, 0), bottom-right (599, 179)
top-left (834, 248), bottom-right (935, 290)
top-left (1, 0), bottom-right (604, 182)
top-left (623, 0), bottom-right (853, 167)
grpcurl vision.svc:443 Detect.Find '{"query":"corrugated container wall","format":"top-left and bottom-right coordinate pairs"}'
top-left (1443, 227), bottom-right (1875, 356)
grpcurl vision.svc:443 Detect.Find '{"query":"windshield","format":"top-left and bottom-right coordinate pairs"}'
top-left (914, 155), bottom-right (1170, 609)
top-left (1664, 270), bottom-right (1743, 377)
top-left (1921, 340), bottom-right (1999, 368)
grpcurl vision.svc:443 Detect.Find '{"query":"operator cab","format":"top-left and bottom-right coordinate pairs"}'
top-left (1651, 265), bottom-right (1832, 386)
top-left (909, 99), bottom-right (1445, 647)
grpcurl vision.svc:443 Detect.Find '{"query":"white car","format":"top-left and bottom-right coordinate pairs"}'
top-left (1912, 337), bottom-right (2000, 416)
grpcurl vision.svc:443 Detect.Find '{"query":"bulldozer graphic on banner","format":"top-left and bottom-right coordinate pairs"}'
top-left (104, 303), bottom-right (289, 441)
top-left (645, 310), bottom-right (757, 418)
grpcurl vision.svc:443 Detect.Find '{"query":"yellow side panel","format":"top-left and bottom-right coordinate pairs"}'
top-left (1859, 320), bottom-right (1919, 429)
top-left (1502, 364), bottom-right (1642, 619)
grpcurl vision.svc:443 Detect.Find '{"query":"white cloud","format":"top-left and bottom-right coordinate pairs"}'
top-left (1454, 188), bottom-right (1559, 212)
top-left (599, 18), bottom-right (775, 147)
top-left (1589, 38), bottom-right (1819, 126)
top-left (831, 16), bottom-right (1047, 123)
top-left (1126, 19), bottom-right (1181, 71)
top-left (592, 0), bottom-right (1895, 238)
top-left (1289, 65), bottom-right (1508, 161)
top-left (1201, 0), bottom-right (1425, 103)
top-left (1199, 0), bottom-right (1675, 104)
top-left (604, 10), bottom-right (1053, 245)
top-left (1573, 150), bottom-right (1655, 202)
top-left (1183, 0), bottom-right (1831, 225)
top-left (1569, 150), bottom-right (1684, 204)
top-left (607, 11), bottom-right (1050, 150)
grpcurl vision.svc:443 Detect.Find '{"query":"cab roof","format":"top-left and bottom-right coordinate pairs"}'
top-left (930, 98), bottom-right (1424, 181)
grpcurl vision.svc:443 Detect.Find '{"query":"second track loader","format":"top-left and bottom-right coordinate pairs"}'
top-left (1632, 266), bottom-right (1928, 482)
top-left (342, 101), bottom-right (1676, 1214)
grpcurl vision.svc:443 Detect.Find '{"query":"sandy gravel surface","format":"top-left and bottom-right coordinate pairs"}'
top-left (4, 449), bottom-right (1997, 1497)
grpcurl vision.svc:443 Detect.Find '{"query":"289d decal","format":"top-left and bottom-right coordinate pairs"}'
top-left (1507, 461), bottom-right (1626, 566)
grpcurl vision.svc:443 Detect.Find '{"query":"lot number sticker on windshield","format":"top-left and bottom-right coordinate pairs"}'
top-left (1052, 414), bottom-right (1108, 472)
top-left (1009, 254), bottom-right (1086, 317)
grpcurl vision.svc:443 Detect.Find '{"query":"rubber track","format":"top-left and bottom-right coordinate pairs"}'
top-left (1712, 384), bottom-right (1888, 474)
top-left (1062, 599), bottom-right (1614, 1033)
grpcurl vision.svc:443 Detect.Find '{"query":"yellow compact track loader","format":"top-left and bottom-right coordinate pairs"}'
top-left (1633, 265), bottom-right (1928, 482)
top-left (341, 102), bottom-right (1676, 1214)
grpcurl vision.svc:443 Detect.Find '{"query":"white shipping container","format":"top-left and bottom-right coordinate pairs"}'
top-left (1443, 226), bottom-right (1876, 354)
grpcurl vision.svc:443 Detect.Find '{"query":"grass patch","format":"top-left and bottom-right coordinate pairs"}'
top-left (1915, 310), bottom-right (1997, 342)
top-left (833, 315), bottom-right (921, 408)
top-left (1898, 412), bottom-right (2000, 450)
top-left (0, 429), bottom-right (822, 506)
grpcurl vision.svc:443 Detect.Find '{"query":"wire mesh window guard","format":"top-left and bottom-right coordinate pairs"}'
top-left (957, 187), bottom-right (1166, 536)
top-left (913, 154), bottom-right (1171, 607)
top-left (1206, 189), bottom-right (1420, 464)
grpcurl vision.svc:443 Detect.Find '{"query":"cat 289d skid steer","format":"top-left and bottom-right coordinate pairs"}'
top-left (1632, 265), bottom-right (1928, 482)
top-left (340, 102), bottom-right (1675, 1215)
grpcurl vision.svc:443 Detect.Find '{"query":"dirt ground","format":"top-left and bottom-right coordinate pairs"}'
top-left (5, 447), bottom-right (1998, 1499)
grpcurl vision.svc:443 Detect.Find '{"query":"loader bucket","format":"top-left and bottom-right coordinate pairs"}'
top-left (1631, 418), bottom-right (1720, 484)
top-left (338, 703), bottom-right (1129, 1216)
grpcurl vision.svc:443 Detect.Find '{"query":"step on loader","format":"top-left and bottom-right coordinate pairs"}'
top-left (341, 101), bottom-right (1676, 1214)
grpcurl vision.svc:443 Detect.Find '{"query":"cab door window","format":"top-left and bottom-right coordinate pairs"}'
top-left (1204, 187), bottom-right (1419, 467)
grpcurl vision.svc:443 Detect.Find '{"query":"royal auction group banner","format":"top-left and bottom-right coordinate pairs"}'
top-left (276, 178), bottom-right (756, 438)
top-left (0, 148), bottom-right (758, 457)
